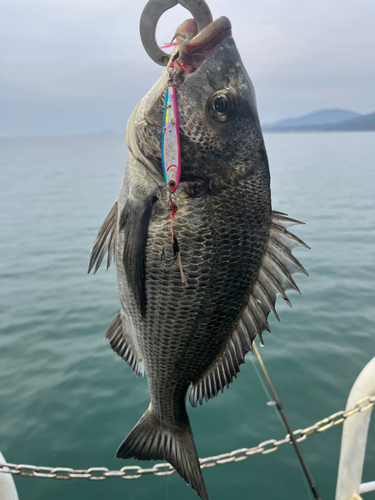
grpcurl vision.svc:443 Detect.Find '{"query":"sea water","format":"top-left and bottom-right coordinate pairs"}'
top-left (0, 132), bottom-right (374, 500)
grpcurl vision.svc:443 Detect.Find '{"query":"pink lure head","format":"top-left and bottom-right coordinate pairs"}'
top-left (166, 165), bottom-right (178, 193)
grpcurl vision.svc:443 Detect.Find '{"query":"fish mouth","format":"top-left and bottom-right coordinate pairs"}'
top-left (174, 16), bottom-right (232, 76)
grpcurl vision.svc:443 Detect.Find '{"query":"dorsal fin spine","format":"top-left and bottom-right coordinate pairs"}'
top-left (238, 318), bottom-right (253, 350)
top-left (88, 201), bottom-right (117, 274)
top-left (249, 295), bottom-right (271, 332)
top-left (268, 238), bottom-right (308, 275)
top-left (254, 281), bottom-right (280, 321)
top-left (265, 251), bottom-right (301, 294)
top-left (260, 266), bottom-right (292, 306)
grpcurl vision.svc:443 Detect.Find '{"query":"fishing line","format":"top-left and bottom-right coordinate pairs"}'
top-left (249, 349), bottom-right (284, 425)
top-left (252, 341), bottom-right (322, 500)
top-left (249, 349), bottom-right (315, 500)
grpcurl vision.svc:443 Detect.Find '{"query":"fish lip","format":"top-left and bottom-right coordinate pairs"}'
top-left (181, 16), bottom-right (232, 55)
top-left (175, 16), bottom-right (232, 75)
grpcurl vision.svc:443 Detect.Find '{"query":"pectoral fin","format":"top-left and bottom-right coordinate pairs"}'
top-left (88, 201), bottom-right (117, 274)
top-left (119, 195), bottom-right (157, 317)
top-left (189, 211), bottom-right (309, 407)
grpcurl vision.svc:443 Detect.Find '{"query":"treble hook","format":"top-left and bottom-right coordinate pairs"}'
top-left (140, 0), bottom-right (213, 66)
top-left (161, 235), bottom-right (179, 267)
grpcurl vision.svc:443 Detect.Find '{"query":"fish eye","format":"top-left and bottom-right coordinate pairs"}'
top-left (214, 96), bottom-right (228, 113)
top-left (208, 89), bottom-right (235, 122)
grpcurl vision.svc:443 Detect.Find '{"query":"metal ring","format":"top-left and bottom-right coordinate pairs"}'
top-left (140, 0), bottom-right (213, 66)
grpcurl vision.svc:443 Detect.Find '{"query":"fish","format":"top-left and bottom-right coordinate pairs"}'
top-left (88, 15), bottom-right (309, 500)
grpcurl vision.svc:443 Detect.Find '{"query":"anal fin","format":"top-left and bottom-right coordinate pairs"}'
top-left (88, 201), bottom-right (117, 274)
top-left (105, 311), bottom-right (143, 377)
top-left (189, 330), bottom-right (248, 408)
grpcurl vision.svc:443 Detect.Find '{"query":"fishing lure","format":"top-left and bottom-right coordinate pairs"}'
top-left (162, 64), bottom-right (181, 193)
top-left (159, 52), bottom-right (187, 286)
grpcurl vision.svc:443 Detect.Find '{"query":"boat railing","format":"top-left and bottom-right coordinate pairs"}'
top-left (1, 358), bottom-right (374, 499)
top-left (335, 356), bottom-right (375, 500)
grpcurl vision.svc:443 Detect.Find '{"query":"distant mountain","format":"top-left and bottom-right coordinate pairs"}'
top-left (322, 112), bottom-right (375, 131)
top-left (262, 109), bottom-right (375, 132)
top-left (262, 109), bottom-right (375, 133)
top-left (263, 109), bottom-right (362, 131)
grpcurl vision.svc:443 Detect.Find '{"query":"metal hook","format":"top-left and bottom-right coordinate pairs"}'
top-left (140, 0), bottom-right (213, 66)
top-left (161, 247), bottom-right (177, 267)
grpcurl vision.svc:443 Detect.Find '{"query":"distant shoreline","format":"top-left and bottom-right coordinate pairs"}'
top-left (262, 128), bottom-right (375, 134)
top-left (262, 109), bottom-right (375, 133)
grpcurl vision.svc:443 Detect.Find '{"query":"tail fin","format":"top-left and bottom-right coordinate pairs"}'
top-left (116, 408), bottom-right (208, 500)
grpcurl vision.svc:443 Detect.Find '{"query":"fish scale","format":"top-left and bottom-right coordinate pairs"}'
top-left (124, 172), bottom-right (271, 425)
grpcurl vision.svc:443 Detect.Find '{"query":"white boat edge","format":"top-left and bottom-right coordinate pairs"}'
top-left (0, 452), bottom-right (19, 500)
top-left (336, 356), bottom-right (375, 500)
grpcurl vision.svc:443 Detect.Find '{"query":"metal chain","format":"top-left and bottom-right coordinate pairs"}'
top-left (1, 395), bottom-right (373, 481)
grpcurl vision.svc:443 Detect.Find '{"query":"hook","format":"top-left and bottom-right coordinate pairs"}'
top-left (140, 0), bottom-right (213, 66)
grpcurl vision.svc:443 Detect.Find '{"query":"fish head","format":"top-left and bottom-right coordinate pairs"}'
top-left (131, 16), bottom-right (267, 191)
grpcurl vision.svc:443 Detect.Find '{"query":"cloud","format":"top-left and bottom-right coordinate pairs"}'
top-left (1, 0), bottom-right (374, 135)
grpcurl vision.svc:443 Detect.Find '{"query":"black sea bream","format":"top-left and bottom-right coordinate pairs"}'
top-left (88, 16), bottom-right (308, 500)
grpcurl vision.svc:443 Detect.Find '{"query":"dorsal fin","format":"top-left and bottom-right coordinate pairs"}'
top-left (189, 211), bottom-right (309, 407)
top-left (105, 311), bottom-right (144, 377)
top-left (88, 201), bottom-right (118, 274)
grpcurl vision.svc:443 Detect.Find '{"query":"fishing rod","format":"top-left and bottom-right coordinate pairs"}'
top-left (252, 342), bottom-right (322, 500)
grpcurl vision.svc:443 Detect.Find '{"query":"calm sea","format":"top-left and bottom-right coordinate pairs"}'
top-left (0, 132), bottom-right (374, 500)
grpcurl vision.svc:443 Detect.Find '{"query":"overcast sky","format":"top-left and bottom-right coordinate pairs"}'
top-left (1, 0), bottom-right (374, 136)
